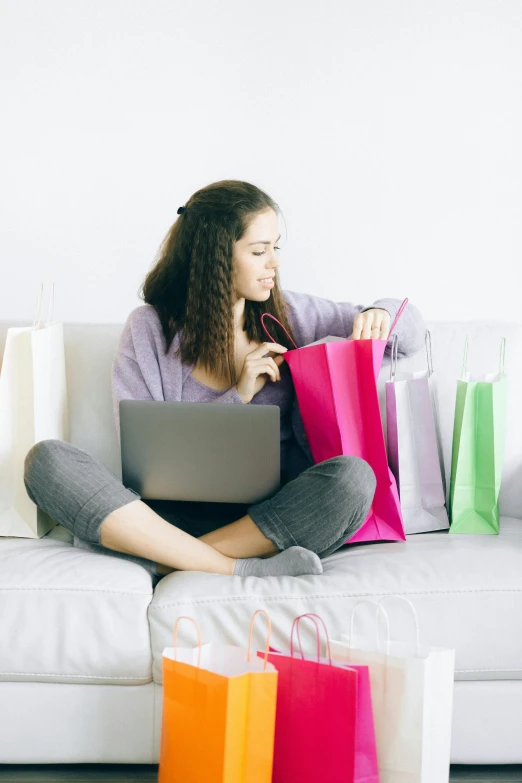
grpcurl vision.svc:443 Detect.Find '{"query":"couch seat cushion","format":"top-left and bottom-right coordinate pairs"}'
top-left (149, 517), bottom-right (522, 684)
top-left (0, 534), bottom-right (153, 684)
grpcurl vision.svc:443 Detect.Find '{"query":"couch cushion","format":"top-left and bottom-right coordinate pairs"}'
top-left (0, 534), bottom-right (153, 684)
top-left (149, 517), bottom-right (522, 684)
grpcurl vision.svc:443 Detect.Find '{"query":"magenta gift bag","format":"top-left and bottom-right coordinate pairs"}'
top-left (262, 614), bottom-right (379, 783)
top-left (261, 302), bottom-right (408, 543)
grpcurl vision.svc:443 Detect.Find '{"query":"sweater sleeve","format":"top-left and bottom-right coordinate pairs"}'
top-left (111, 309), bottom-right (165, 444)
top-left (282, 290), bottom-right (425, 358)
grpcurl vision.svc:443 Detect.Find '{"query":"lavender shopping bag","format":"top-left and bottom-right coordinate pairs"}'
top-left (386, 331), bottom-right (449, 534)
top-left (261, 301), bottom-right (409, 543)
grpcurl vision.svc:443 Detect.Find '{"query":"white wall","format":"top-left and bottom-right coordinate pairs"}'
top-left (1, 0), bottom-right (521, 325)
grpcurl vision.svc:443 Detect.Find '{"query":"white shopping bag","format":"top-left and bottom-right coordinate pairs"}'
top-left (330, 597), bottom-right (455, 783)
top-left (0, 282), bottom-right (69, 537)
top-left (386, 331), bottom-right (449, 534)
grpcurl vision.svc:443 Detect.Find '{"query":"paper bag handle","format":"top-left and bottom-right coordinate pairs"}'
top-left (389, 328), bottom-right (433, 382)
top-left (389, 334), bottom-right (399, 381)
top-left (461, 335), bottom-right (469, 378)
top-left (388, 297), bottom-right (408, 338)
top-left (347, 597), bottom-right (420, 655)
top-left (376, 596), bottom-right (421, 655)
top-left (462, 336), bottom-right (507, 379)
top-left (247, 609), bottom-right (272, 670)
top-left (172, 616), bottom-right (202, 668)
top-left (290, 613), bottom-right (332, 665)
top-left (500, 337), bottom-right (506, 377)
top-left (33, 281), bottom-right (55, 331)
top-left (260, 313), bottom-right (298, 350)
top-left (348, 599), bottom-right (391, 648)
top-left (425, 329), bottom-right (434, 376)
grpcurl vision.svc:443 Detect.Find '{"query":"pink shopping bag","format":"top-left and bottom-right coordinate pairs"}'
top-left (261, 301), bottom-right (409, 543)
top-left (263, 614), bottom-right (379, 783)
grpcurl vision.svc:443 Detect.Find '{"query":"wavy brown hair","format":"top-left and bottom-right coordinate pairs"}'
top-left (139, 180), bottom-right (297, 386)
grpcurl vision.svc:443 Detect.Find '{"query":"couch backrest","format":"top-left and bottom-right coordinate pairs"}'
top-left (1, 319), bottom-right (521, 518)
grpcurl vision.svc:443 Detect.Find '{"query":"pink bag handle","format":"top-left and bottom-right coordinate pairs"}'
top-left (261, 297), bottom-right (408, 349)
top-left (260, 313), bottom-right (298, 349)
top-left (388, 297), bottom-right (409, 338)
top-left (290, 613), bottom-right (332, 665)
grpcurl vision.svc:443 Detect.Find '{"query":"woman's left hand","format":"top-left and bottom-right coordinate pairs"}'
top-left (350, 308), bottom-right (391, 341)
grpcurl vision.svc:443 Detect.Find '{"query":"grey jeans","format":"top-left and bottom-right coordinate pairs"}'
top-left (23, 439), bottom-right (376, 579)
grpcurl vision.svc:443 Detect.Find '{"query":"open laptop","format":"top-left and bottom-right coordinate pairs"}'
top-left (119, 400), bottom-right (280, 504)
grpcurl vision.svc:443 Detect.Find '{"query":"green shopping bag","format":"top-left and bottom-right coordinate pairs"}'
top-left (449, 337), bottom-right (507, 534)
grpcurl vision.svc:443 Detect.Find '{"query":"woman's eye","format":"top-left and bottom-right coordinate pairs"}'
top-left (253, 246), bottom-right (281, 256)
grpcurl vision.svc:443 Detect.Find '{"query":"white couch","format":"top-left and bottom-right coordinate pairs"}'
top-left (0, 316), bottom-right (521, 766)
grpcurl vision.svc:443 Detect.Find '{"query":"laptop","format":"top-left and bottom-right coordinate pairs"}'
top-left (119, 400), bottom-right (281, 504)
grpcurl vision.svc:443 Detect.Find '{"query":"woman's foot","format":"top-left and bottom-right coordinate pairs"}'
top-left (233, 546), bottom-right (323, 577)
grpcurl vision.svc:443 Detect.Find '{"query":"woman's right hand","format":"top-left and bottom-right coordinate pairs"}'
top-left (236, 342), bottom-right (289, 403)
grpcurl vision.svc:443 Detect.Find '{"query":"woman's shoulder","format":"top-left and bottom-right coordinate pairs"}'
top-left (121, 304), bottom-right (181, 354)
top-left (124, 303), bottom-right (169, 338)
top-left (125, 303), bottom-right (158, 328)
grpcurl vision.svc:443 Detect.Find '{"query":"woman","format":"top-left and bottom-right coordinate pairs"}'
top-left (24, 180), bottom-right (425, 582)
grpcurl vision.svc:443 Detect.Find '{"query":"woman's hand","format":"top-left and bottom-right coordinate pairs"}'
top-left (350, 308), bottom-right (391, 341)
top-left (236, 342), bottom-right (288, 404)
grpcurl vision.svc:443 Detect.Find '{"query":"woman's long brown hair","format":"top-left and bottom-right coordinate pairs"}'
top-left (139, 180), bottom-right (297, 386)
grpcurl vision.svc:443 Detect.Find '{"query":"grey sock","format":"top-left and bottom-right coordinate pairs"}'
top-left (233, 546), bottom-right (323, 578)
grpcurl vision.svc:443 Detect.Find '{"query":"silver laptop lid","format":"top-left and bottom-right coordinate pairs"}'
top-left (120, 400), bottom-right (280, 504)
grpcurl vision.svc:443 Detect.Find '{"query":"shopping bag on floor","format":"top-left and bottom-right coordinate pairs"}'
top-left (159, 610), bottom-right (278, 783)
top-left (0, 282), bottom-right (69, 537)
top-left (449, 337), bottom-right (508, 534)
top-left (386, 331), bottom-right (449, 534)
top-left (330, 597), bottom-right (455, 783)
top-left (261, 301), bottom-right (409, 543)
top-left (264, 613), bottom-right (379, 783)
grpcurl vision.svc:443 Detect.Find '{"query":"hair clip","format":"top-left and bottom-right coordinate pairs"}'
top-left (177, 206), bottom-right (187, 215)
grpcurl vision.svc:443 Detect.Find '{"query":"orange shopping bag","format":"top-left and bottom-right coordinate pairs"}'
top-left (158, 610), bottom-right (278, 783)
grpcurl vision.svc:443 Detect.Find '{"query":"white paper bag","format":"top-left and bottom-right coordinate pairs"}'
top-left (330, 597), bottom-right (455, 783)
top-left (386, 331), bottom-right (449, 534)
top-left (0, 282), bottom-right (69, 537)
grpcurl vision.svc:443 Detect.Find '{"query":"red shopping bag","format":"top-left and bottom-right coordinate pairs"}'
top-left (263, 614), bottom-right (379, 783)
top-left (261, 301), bottom-right (408, 543)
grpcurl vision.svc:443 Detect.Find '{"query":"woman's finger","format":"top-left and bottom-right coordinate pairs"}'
top-left (379, 311), bottom-right (391, 340)
top-left (361, 312), bottom-right (373, 340)
top-left (351, 313), bottom-right (363, 340)
top-left (370, 310), bottom-right (383, 340)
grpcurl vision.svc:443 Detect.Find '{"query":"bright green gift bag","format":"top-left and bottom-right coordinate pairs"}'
top-left (449, 337), bottom-right (507, 535)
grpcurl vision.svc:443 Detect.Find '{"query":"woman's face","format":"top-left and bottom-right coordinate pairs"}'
top-left (232, 208), bottom-right (281, 303)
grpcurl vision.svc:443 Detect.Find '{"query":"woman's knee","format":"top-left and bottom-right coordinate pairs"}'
top-left (311, 456), bottom-right (376, 557)
top-left (24, 439), bottom-right (67, 490)
top-left (327, 455), bottom-right (376, 508)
